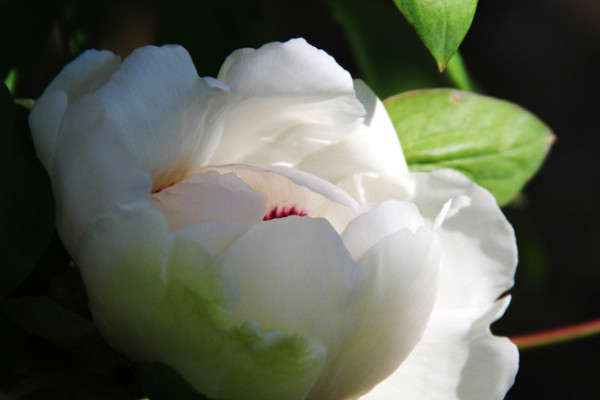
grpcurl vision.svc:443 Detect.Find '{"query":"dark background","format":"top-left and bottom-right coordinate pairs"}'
top-left (2, 0), bottom-right (599, 398)
top-left (463, 1), bottom-right (600, 399)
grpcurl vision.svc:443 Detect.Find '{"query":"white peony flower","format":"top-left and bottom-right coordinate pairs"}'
top-left (29, 38), bottom-right (518, 400)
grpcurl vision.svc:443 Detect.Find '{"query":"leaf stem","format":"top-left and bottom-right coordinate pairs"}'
top-left (511, 318), bottom-right (600, 350)
top-left (445, 52), bottom-right (477, 92)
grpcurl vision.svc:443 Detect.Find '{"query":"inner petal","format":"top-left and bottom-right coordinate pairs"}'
top-left (187, 164), bottom-right (359, 233)
top-left (151, 170), bottom-right (266, 231)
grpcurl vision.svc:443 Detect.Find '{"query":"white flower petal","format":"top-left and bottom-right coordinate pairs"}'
top-left (217, 38), bottom-right (355, 98)
top-left (402, 169), bottom-right (517, 308)
top-left (266, 165), bottom-right (360, 210)
top-left (29, 90), bottom-right (68, 172)
top-left (176, 220), bottom-right (250, 256)
top-left (94, 45), bottom-right (225, 190)
top-left (341, 169), bottom-right (518, 399)
top-left (52, 94), bottom-right (152, 253)
top-left (222, 216), bottom-right (361, 342)
top-left (339, 169), bottom-right (517, 308)
top-left (341, 200), bottom-right (425, 260)
top-left (337, 172), bottom-right (412, 205)
top-left (433, 195), bottom-right (472, 231)
top-left (151, 170), bottom-right (266, 231)
top-left (207, 38), bottom-right (365, 167)
top-left (296, 80), bottom-right (408, 182)
top-left (44, 49), bottom-right (121, 102)
top-left (309, 227), bottom-right (441, 400)
top-left (30, 49), bottom-right (121, 174)
top-left (78, 209), bottom-right (327, 400)
top-left (361, 297), bottom-right (518, 400)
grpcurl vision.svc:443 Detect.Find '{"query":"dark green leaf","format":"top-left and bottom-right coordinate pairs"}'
top-left (385, 89), bottom-right (554, 205)
top-left (392, 0), bottom-right (478, 71)
top-left (0, 84), bottom-right (54, 298)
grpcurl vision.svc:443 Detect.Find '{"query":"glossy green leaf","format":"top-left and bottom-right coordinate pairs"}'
top-left (385, 89), bottom-right (554, 205)
top-left (392, 0), bottom-right (478, 71)
top-left (0, 84), bottom-right (54, 298)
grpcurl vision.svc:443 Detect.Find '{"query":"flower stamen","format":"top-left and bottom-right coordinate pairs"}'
top-left (263, 206), bottom-right (308, 221)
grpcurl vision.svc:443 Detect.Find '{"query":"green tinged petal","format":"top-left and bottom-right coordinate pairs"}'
top-left (77, 209), bottom-right (325, 400)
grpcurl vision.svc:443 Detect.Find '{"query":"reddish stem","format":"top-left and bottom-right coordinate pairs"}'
top-left (511, 318), bottom-right (600, 350)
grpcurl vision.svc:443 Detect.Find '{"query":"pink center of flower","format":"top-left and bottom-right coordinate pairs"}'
top-left (263, 206), bottom-right (308, 221)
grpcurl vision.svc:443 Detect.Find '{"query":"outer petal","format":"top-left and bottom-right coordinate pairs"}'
top-left (44, 49), bottom-right (121, 102)
top-left (220, 211), bottom-right (440, 400)
top-left (361, 298), bottom-right (518, 400)
top-left (296, 80), bottom-right (408, 182)
top-left (207, 38), bottom-right (365, 167)
top-left (339, 169), bottom-right (517, 307)
top-left (29, 49), bottom-right (121, 172)
top-left (400, 169), bottom-right (517, 307)
top-left (29, 90), bottom-right (68, 171)
top-left (94, 45), bottom-right (226, 190)
top-left (221, 216), bottom-right (361, 350)
top-left (309, 227), bottom-right (441, 400)
top-left (51, 94), bottom-right (152, 253)
top-left (341, 200), bottom-right (425, 260)
top-left (341, 169), bottom-right (518, 399)
top-left (217, 38), bottom-right (355, 100)
top-left (78, 209), bottom-right (326, 400)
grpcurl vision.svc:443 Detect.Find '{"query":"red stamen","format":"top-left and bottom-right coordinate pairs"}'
top-left (263, 206), bottom-right (308, 221)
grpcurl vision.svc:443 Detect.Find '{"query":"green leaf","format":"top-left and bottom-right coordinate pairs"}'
top-left (445, 52), bottom-right (477, 92)
top-left (384, 89), bottom-right (554, 205)
top-left (0, 83), bottom-right (54, 298)
top-left (392, 0), bottom-right (478, 71)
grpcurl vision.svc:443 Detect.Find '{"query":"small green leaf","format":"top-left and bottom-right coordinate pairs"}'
top-left (384, 89), bottom-right (554, 205)
top-left (392, 0), bottom-right (478, 71)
